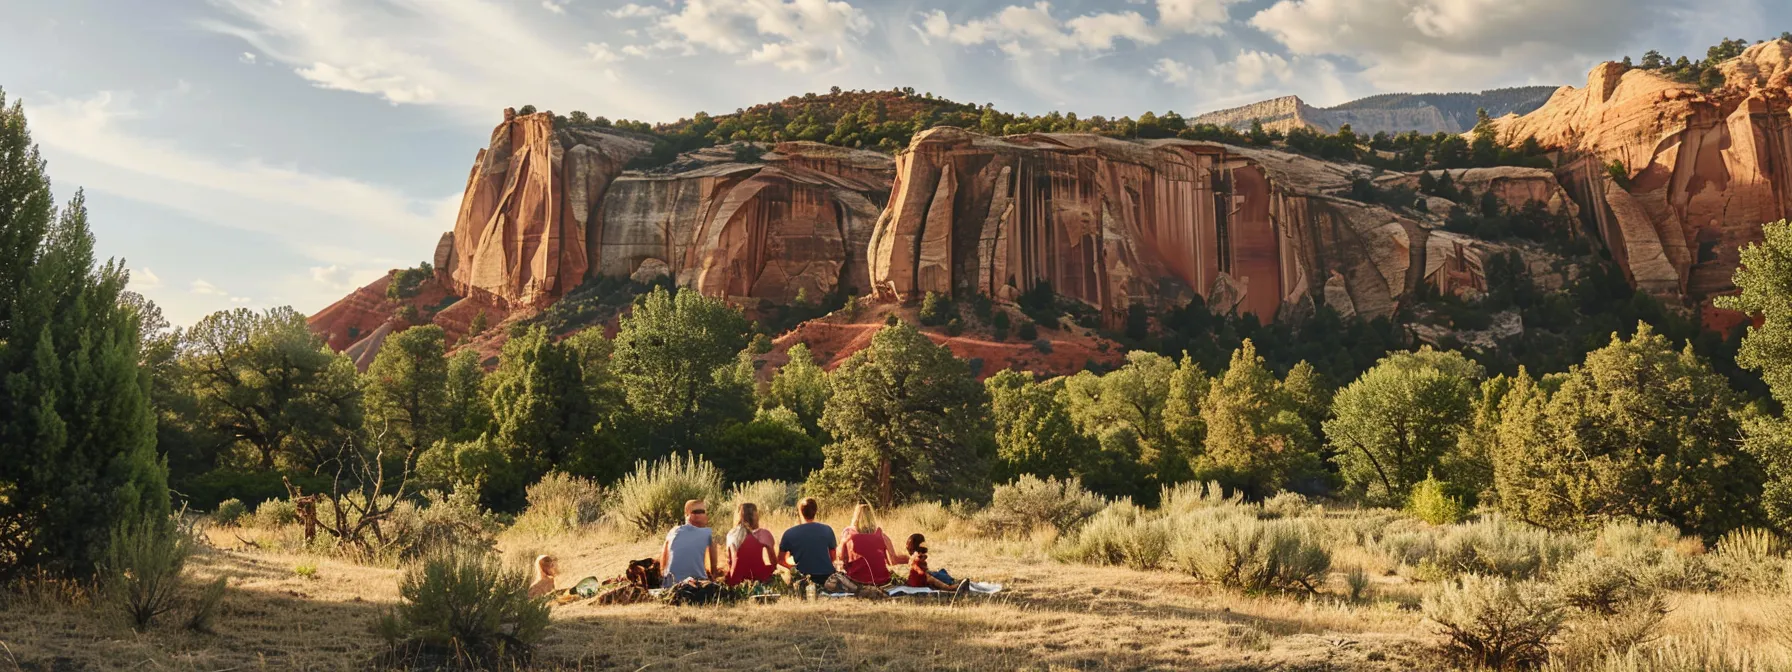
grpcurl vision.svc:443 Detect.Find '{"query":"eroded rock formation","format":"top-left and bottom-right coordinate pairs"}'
top-left (1496, 41), bottom-right (1792, 298)
top-left (433, 110), bottom-right (894, 309)
top-left (866, 127), bottom-right (1437, 325)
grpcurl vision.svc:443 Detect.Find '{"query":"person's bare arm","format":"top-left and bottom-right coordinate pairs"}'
top-left (658, 540), bottom-right (669, 571)
top-left (707, 538), bottom-right (720, 577)
top-left (884, 531), bottom-right (909, 564)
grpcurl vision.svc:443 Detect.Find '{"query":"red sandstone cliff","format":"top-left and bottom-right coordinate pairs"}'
top-left (1495, 41), bottom-right (1792, 298)
top-left (863, 128), bottom-right (1571, 326)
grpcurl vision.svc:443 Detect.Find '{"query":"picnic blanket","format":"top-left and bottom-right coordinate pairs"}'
top-left (885, 582), bottom-right (1004, 597)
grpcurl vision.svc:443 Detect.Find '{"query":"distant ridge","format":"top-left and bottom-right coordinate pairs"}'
top-left (1191, 86), bottom-right (1559, 136)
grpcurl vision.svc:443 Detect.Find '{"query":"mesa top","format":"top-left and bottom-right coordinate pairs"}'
top-left (778, 521), bottom-right (838, 577)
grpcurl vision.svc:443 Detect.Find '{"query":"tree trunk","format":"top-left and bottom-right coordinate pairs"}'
top-left (878, 456), bottom-right (892, 509)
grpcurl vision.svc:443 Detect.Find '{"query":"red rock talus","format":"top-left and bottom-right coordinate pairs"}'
top-left (438, 109), bottom-right (655, 308)
top-left (867, 128), bottom-right (1436, 324)
top-left (1497, 41), bottom-right (1792, 298)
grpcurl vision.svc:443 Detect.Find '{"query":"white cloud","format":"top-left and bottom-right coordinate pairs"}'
top-left (653, 0), bottom-right (871, 70)
top-left (295, 62), bottom-right (438, 104)
top-left (586, 42), bottom-right (623, 63)
top-left (607, 3), bottom-right (663, 18)
top-left (191, 279), bottom-right (228, 296)
top-left (542, 0), bottom-right (567, 14)
top-left (238, 51), bottom-right (257, 64)
top-left (132, 267), bottom-right (163, 290)
top-left (1232, 49), bottom-right (1293, 88)
top-left (202, 0), bottom-right (688, 120)
top-left (1151, 57), bottom-right (1194, 85)
top-left (29, 91), bottom-right (455, 322)
top-left (919, 0), bottom-right (1243, 56)
top-left (1247, 0), bottom-right (1703, 90)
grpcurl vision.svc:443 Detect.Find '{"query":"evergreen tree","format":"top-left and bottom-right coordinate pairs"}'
top-left (1324, 348), bottom-right (1482, 505)
top-left (180, 307), bottom-right (362, 470)
top-left (483, 326), bottom-right (618, 506)
top-left (1196, 340), bottom-right (1320, 498)
top-left (362, 325), bottom-right (448, 451)
top-left (986, 370), bottom-right (1100, 483)
top-left (610, 287), bottom-right (753, 453)
top-left (1717, 220), bottom-right (1792, 531)
top-left (1161, 354), bottom-right (1210, 462)
top-left (1493, 326), bottom-right (1762, 538)
top-left (809, 321), bottom-right (991, 507)
top-left (1064, 351), bottom-right (1186, 484)
top-left (442, 349), bottom-right (490, 441)
top-left (0, 91), bottom-right (167, 578)
top-left (766, 343), bottom-right (831, 439)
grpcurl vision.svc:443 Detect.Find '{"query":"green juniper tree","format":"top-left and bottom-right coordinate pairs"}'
top-left (0, 90), bottom-right (168, 579)
top-left (1324, 348), bottom-right (1483, 505)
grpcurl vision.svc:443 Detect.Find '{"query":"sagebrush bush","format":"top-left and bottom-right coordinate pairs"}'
top-left (252, 498), bottom-right (298, 527)
top-left (1052, 500), bottom-right (1146, 566)
top-left (184, 575), bottom-right (229, 634)
top-left (901, 501), bottom-right (961, 532)
top-left (511, 472), bottom-right (604, 536)
top-left (609, 453), bottom-right (725, 536)
top-left (401, 487), bottom-right (502, 560)
top-left (376, 548), bottom-right (550, 668)
top-left (1172, 513), bottom-right (1331, 593)
top-left (213, 498), bottom-right (247, 527)
top-left (1424, 574), bottom-right (1565, 669)
top-left (1159, 481), bottom-right (1246, 518)
top-left (1345, 565), bottom-right (1372, 601)
top-left (1406, 473), bottom-right (1467, 525)
top-left (1710, 527), bottom-right (1790, 592)
top-left (1260, 491), bottom-right (1314, 520)
top-left (1554, 554), bottom-right (1661, 615)
top-left (101, 512), bottom-right (195, 630)
top-left (1121, 519), bottom-right (1171, 571)
top-left (727, 480), bottom-right (797, 518)
top-left (977, 475), bottom-right (1105, 537)
top-left (1385, 515), bottom-right (1580, 580)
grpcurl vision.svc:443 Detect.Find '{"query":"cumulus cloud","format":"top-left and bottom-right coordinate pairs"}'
top-left (1247, 0), bottom-right (1703, 90)
top-left (586, 42), bottom-right (623, 62)
top-left (653, 0), bottom-right (871, 71)
top-left (191, 279), bottom-right (228, 296)
top-left (238, 51), bottom-right (257, 64)
top-left (541, 0), bottom-right (566, 14)
top-left (295, 62), bottom-right (438, 104)
top-left (918, 0), bottom-right (1243, 56)
top-left (1151, 57), bottom-right (1195, 84)
top-left (131, 267), bottom-right (163, 291)
top-left (1232, 49), bottom-right (1293, 88)
top-left (607, 3), bottom-right (663, 18)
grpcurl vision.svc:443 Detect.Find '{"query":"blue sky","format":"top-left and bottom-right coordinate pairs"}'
top-left (2, 0), bottom-right (1783, 325)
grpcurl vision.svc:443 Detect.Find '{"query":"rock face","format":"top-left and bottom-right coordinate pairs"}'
top-left (1496, 42), bottom-right (1792, 298)
top-left (866, 127), bottom-right (1438, 325)
top-left (597, 142), bottom-right (892, 303)
top-left (434, 110), bottom-right (894, 308)
top-left (439, 109), bottom-right (655, 308)
top-left (1190, 88), bottom-right (1558, 136)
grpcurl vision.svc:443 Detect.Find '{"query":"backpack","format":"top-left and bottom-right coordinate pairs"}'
top-left (625, 558), bottom-right (662, 589)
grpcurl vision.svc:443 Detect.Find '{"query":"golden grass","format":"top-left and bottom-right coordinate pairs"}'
top-left (0, 506), bottom-right (1784, 671)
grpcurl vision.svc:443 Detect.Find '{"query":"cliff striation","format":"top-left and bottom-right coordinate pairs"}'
top-left (1496, 41), bottom-right (1792, 299)
top-left (865, 127), bottom-right (1459, 326)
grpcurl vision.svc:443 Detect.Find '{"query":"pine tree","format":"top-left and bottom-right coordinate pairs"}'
top-left (1196, 340), bottom-right (1320, 498)
top-left (0, 90), bottom-right (167, 579)
top-left (766, 342), bottom-right (830, 439)
top-left (362, 325), bottom-right (449, 451)
top-left (610, 287), bottom-right (753, 453)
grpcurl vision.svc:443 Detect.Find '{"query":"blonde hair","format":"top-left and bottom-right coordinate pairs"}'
top-left (733, 502), bottom-right (760, 533)
top-left (533, 555), bottom-right (558, 583)
top-left (849, 503), bottom-right (878, 533)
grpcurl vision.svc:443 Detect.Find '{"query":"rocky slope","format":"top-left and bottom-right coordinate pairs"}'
top-left (1495, 41), bottom-right (1792, 300)
top-left (1190, 88), bottom-right (1557, 136)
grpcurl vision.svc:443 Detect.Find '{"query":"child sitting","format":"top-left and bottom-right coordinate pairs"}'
top-left (904, 534), bottom-right (966, 591)
top-left (529, 555), bottom-right (559, 598)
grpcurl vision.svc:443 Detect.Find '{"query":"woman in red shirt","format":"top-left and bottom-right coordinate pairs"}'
top-left (723, 502), bottom-right (777, 585)
top-left (840, 504), bottom-right (906, 586)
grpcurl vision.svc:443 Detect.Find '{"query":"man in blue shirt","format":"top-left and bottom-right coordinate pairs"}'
top-left (778, 497), bottom-right (837, 585)
top-left (660, 499), bottom-right (718, 586)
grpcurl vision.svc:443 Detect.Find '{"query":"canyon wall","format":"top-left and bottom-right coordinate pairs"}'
top-left (865, 127), bottom-right (1437, 326)
top-left (1497, 41), bottom-right (1792, 298)
top-left (433, 111), bottom-right (894, 309)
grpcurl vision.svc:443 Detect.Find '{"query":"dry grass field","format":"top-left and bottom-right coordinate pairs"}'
top-left (3, 503), bottom-right (1791, 672)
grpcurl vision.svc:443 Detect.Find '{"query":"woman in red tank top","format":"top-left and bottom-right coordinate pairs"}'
top-left (840, 504), bottom-right (906, 586)
top-left (723, 502), bottom-right (777, 585)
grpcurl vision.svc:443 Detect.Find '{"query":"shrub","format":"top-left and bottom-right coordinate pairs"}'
top-left (1715, 527), bottom-right (1784, 560)
top-left (1032, 338), bottom-right (1052, 354)
top-left (511, 472), bottom-right (604, 536)
top-left (1554, 554), bottom-right (1661, 615)
top-left (213, 499), bottom-right (248, 527)
top-left (184, 575), bottom-right (229, 634)
top-left (1423, 574), bottom-right (1565, 669)
top-left (1345, 566), bottom-right (1372, 601)
top-left (100, 512), bottom-right (195, 630)
top-left (1017, 321), bottom-right (1038, 341)
top-left (1711, 527), bottom-right (1789, 592)
top-left (901, 501), bottom-right (961, 532)
top-left (609, 453), bottom-right (725, 537)
top-left (295, 562), bottom-right (319, 579)
top-left (1260, 492), bottom-right (1314, 520)
top-left (376, 549), bottom-right (551, 668)
top-left (253, 499), bottom-right (299, 527)
top-left (1406, 473), bottom-right (1467, 525)
top-left (397, 487), bottom-right (502, 560)
top-left (945, 317), bottom-right (964, 336)
top-left (1385, 515), bottom-right (1580, 580)
top-left (976, 475), bottom-right (1106, 537)
top-left (1121, 519), bottom-right (1171, 571)
top-left (1052, 500), bottom-right (1146, 566)
top-left (1159, 481), bottom-right (1246, 517)
top-left (727, 480), bottom-right (797, 518)
top-left (919, 291), bottom-right (953, 326)
top-left (1172, 514), bottom-right (1332, 593)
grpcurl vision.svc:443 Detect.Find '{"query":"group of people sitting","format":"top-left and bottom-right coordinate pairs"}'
top-left (662, 496), bottom-right (966, 593)
top-left (531, 496), bottom-right (965, 599)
